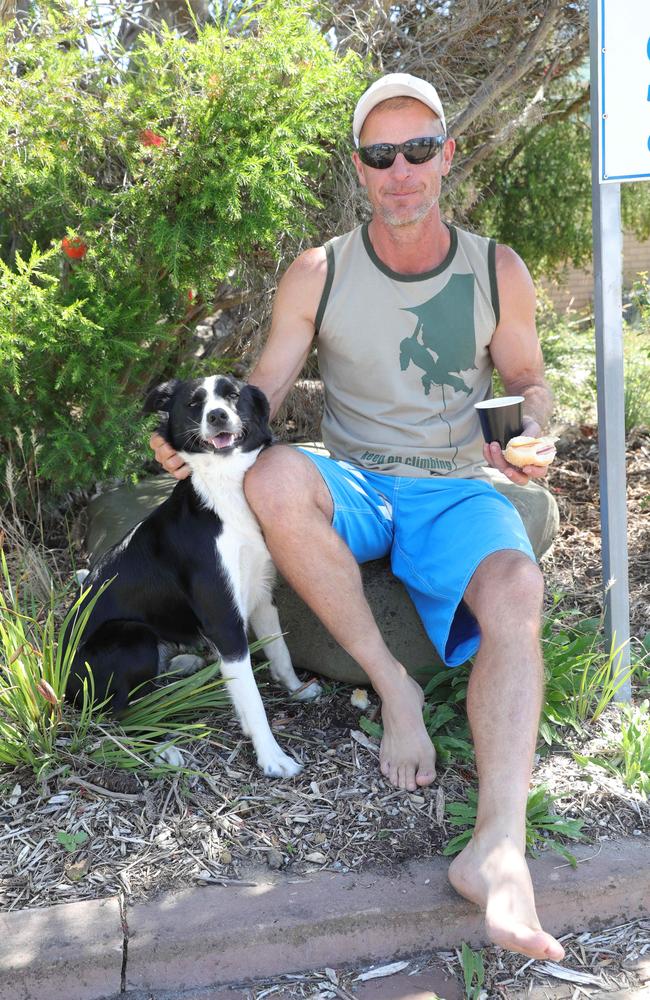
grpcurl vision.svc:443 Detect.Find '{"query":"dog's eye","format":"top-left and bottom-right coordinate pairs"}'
top-left (188, 393), bottom-right (205, 407)
top-left (227, 392), bottom-right (239, 402)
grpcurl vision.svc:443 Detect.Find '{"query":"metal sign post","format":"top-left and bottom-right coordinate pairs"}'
top-left (588, 0), bottom-right (650, 700)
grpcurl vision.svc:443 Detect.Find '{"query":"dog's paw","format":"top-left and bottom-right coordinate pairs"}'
top-left (168, 654), bottom-right (205, 676)
top-left (152, 744), bottom-right (185, 768)
top-left (291, 678), bottom-right (323, 702)
top-left (258, 746), bottom-right (303, 779)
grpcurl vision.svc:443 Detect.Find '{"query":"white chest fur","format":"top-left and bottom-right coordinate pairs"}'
top-left (182, 448), bottom-right (274, 621)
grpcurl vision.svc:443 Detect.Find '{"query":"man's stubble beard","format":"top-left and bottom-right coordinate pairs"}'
top-left (376, 191), bottom-right (440, 228)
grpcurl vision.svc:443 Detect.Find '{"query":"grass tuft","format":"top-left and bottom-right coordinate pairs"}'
top-left (575, 699), bottom-right (650, 798)
top-left (0, 550), bottom-right (231, 779)
top-left (539, 600), bottom-right (634, 745)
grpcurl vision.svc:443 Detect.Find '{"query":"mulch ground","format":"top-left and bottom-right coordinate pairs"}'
top-left (1, 426), bottom-right (649, 998)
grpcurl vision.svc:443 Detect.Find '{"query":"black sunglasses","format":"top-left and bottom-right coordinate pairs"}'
top-left (358, 135), bottom-right (447, 170)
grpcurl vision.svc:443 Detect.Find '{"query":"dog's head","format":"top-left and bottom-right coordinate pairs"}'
top-left (143, 375), bottom-right (272, 457)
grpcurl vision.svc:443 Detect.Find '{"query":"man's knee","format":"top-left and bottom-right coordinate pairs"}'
top-left (465, 550), bottom-right (544, 629)
top-left (244, 446), bottom-right (332, 523)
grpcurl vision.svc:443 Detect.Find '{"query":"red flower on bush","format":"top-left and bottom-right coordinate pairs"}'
top-left (139, 128), bottom-right (166, 148)
top-left (61, 236), bottom-right (88, 260)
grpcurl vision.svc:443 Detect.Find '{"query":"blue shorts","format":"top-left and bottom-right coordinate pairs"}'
top-left (299, 449), bottom-right (535, 667)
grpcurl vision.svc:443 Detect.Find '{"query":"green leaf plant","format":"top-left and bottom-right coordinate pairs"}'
top-left (443, 785), bottom-right (585, 866)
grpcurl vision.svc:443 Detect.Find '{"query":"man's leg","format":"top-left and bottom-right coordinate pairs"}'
top-left (448, 549), bottom-right (565, 961)
top-left (244, 445), bottom-right (436, 791)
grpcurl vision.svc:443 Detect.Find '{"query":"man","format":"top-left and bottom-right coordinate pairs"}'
top-left (151, 73), bottom-right (564, 962)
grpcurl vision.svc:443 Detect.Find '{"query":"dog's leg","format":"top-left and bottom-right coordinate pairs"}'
top-left (249, 598), bottom-right (322, 702)
top-left (218, 652), bottom-right (303, 778)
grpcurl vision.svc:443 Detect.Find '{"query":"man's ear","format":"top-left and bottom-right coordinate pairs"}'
top-left (142, 380), bottom-right (179, 415)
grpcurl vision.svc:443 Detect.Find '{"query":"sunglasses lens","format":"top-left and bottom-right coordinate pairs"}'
top-left (403, 137), bottom-right (439, 163)
top-left (359, 144), bottom-right (396, 169)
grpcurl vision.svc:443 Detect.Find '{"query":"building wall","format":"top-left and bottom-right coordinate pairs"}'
top-left (538, 232), bottom-right (650, 313)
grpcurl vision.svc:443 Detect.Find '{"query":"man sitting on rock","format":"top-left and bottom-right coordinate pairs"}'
top-left (151, 73), bottom-right (563, 962)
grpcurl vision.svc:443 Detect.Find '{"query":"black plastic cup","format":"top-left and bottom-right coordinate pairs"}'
top-left (474, 396), bottom-right (524, 449)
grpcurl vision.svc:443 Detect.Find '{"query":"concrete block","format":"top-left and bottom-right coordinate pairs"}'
top-left (0, 895), bottom-right (123, 1000)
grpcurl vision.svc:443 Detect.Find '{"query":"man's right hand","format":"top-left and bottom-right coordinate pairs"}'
top-left (149, 433), bottom-right (190, 480)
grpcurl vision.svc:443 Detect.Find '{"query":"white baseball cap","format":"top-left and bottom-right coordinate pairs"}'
top-left (353, 73), bottom-right (446, 147)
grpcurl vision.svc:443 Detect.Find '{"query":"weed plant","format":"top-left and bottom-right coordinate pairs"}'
top-left (460, 943), bottom-right (485, 1000)
top-left (444, 785), bottom-right (585, 865)
top-left (575, 699), bottom-right (650, 799)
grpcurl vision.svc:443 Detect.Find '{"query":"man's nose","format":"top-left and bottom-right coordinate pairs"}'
top-left (389, 152), bottom-right (412, 175)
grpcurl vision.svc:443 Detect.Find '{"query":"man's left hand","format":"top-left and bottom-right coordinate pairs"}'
top-left (483, 418), bottom-right (551, 486)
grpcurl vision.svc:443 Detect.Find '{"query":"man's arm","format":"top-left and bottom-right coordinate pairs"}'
top-left (485, 244), bottom-right (553, 486)
top-left (150, 247), bottom-right (327, 477)
top-left (248, 247), bottom-right (326, 418)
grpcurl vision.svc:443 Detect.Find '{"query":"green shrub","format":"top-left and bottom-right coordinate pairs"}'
top-left (0, 2), bottom-right (363, 499)
top-left (532, 290), bottom-right (650, 431)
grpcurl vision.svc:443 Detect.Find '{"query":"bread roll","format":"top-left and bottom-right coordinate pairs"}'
top-left (503, 435), bottom-right (556, 468)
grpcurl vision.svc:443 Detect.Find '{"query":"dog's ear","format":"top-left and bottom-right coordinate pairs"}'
top-left (244, 384), bottom-right (271, 423)
top-left (142, 380), bottom-right (179, 415)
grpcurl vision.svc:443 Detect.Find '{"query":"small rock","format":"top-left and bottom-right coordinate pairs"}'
top-left (219, 849), bottom-right (232, 865)
top-left (350, 688), bottom-right (370, 710)
top-left (267, 848), bottom-right (284, 870)
top-left (305, 851), bottom-right (327, 864)
top-left (65, 857), bottom-right (89, 882)
top-left (48, 794), bottom-right (71, 807)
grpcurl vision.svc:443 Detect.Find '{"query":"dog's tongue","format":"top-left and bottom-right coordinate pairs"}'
top-left (211, 433), bottom-right (235, 449)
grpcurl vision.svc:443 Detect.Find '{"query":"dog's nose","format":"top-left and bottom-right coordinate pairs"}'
top-left (207, 408), bottom-right (228, 427)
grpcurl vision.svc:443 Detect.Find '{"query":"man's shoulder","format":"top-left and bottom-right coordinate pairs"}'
top-left (280, 246), bottom-right (328, 300)
top-left (494, 243), bottom-right (533, 284)
top-left (289, 244), bottom-right (328, 275)
top-left (276, 245), bottom-right (329, 326)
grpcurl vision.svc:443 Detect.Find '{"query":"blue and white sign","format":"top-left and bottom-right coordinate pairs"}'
top-left (597, 0), bottom-right (650, 183)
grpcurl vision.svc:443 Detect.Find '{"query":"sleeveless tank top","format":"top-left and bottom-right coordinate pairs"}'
top-left (314, 222), bottom-right (500, 479)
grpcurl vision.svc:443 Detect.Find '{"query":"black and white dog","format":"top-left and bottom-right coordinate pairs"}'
top-left (66, 375), bottom-right (320, 777)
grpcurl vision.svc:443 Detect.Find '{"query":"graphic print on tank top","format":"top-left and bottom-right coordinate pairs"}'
top-left (399, 272), bottom-right (477, 470)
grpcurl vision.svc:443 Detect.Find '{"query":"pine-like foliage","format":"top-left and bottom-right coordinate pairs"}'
top-left (0, 1), bottom-right (364, 496)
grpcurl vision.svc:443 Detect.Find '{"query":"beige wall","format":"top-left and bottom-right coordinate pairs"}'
top-left (538, 231), bottom-right (650, 313)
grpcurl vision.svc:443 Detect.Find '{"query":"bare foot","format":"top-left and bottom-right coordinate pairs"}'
top-left (448, 833), bottom-right (565, 961)
top-left (379, 675), bottom-right (436, 791)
